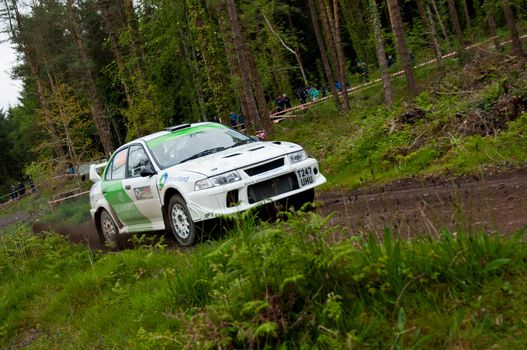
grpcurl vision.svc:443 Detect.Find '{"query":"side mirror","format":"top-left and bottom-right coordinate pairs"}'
top-left (140, 165), bottom-right (157, 177)
top-left (250, 135), bottom-right (260, 142)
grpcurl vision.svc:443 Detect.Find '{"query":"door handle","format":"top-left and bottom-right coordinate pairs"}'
top-left (125, 185), bottom-right (131, 190)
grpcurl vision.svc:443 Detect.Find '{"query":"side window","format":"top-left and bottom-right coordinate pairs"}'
top-left (107, 148), bottom-right (128, 180)
top-left (127, 145), bottom-right (153, 178)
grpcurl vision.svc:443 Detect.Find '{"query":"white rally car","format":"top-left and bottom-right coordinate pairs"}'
top-left (89, 122), bottom-right (326, 246)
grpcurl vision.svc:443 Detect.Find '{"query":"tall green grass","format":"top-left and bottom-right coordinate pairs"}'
top-left (1, 212), bottom-right (526, 349)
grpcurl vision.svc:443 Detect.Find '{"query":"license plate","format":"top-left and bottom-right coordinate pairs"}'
top-left (296, 167), bottom-right (315, 187)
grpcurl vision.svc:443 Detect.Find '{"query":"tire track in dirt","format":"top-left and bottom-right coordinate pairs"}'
top-left (5, 168), bottom-right (526, 250)
top-left (317, 168), bottom-right (527, 237)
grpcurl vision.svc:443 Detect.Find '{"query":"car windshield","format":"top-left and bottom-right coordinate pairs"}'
top-left (147, 124), bottom-right (256, 169)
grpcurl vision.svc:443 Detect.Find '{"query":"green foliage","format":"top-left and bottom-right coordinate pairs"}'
top-left (1, 212), bottom-right (527, 348)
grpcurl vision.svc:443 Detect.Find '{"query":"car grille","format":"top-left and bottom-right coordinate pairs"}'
top-left (244, 158), bottom-right (284, 177)
top-left (247, 173), bottom-right (299, 204)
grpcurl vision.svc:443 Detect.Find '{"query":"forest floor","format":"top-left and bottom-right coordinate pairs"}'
top-left (1, 166), bottom-right (523, 250)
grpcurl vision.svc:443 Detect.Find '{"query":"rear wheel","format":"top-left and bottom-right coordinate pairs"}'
top-left (99, 209), bottom-right (118, 246)
top-left (168, 194), bottom-right (197, 246)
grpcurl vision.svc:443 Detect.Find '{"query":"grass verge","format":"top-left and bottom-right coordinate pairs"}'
top-left (1, 211), bottom-right (526, 349)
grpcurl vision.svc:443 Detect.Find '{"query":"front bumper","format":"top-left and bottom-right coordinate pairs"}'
top-left (185, 158), bottom-right (326, 221)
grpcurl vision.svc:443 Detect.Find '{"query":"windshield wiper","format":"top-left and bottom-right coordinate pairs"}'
top-left (179, 147), bottom-right (226, 164)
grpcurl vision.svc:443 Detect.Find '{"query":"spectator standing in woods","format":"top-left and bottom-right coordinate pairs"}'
top-left (10, 185), bottom-right (17, 201)
top-left (17, 182), bottom-right (25, 198)
top-left (275, 95), bottom-right (285, 112)
top-left (335, 80), bottom-right (342, 92)
top-left (229, 112), bottom-right (238, 128)
top-left (296, 87), bottom-right (308, 104)
top-left (309, 86), bottom-right (320, 101)
top-left (282, 94), bottom-right (292, 109)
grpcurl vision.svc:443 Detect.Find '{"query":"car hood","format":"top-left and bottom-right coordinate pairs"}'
top-left (168, 141), bottom-right (302, 177)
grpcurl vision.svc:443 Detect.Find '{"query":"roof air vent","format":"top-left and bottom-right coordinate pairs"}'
top-left (164, 124), bottom-right (191, 132)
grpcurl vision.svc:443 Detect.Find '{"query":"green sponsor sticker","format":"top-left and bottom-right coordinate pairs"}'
top-left (159, 172), bottom-right (168, 189)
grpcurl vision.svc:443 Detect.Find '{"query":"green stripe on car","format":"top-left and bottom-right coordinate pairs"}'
top-left (147, 123), bottom-right (224, 149)
top-left (101, 180), bottom-right (153, 230)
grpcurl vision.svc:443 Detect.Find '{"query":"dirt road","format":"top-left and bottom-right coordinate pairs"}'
top-left (2, 168), bottom-right (526, 248)
top-left (318, 167), bottom-right (527, 237)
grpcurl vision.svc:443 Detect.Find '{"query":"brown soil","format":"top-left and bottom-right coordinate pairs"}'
top-left (3, 168), bottom-right (527, 250)
top-left (317, 167), bottom-right (527, 237)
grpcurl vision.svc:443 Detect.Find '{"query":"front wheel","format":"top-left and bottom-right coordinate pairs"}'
top-left (168, 195), bottom-right (197, 246)
top-left (289, 188), bottom-right (315, 211)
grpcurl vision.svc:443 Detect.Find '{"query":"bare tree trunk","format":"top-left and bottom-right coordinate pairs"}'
top-left (195, 2), bottom-right (234, 121)
top-left (502, 0), bottom-right (525, 57)
top-left (246, 48), bottom-right (273, 133)
top-left (430, 0), bottom-right (452, 50)
top-left (264, 13), bottom-right (308, 86)
top-left (123, 0), bottom-right (146, 72)
top-left (487, 14), bottom-right (501, 51)
top-left (99, 0), bottom-right (133, 108)
top-left (461, 0), bottom-right (472, 30)
top-left (386, 0), bottom-right (417, 95)
top-left (46, 71), bottom-right (76, 166)
top-left (368, 0), bottom-right (393, 106)
top-left (5, 0), bottom-right (66, 158)
top-left (308, 0), bottom-right (343, 111)
top-left (67, 0), bottom-right (114, 155)
top-left (332, 0), bottom-right (350, 111)
top-left (178, 2), bottom-right (207, 122)
top-left (317, 0), bottom-right (339, 80)
top-left (416, 0), bottom-right (442, 64)
top-left (225, 0), bottom-right (262, 132)
top-left (446, 0), bottom-right (465, 53)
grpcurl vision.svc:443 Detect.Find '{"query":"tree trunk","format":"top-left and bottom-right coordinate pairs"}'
top-left (195, 2), bottom-right (234, 121)
top-left (332, 0), bottom-right (350, 111)
top-left (502, 0), bottom-right (525, 57)
top-left (430, 0), bottom-right (452, 50)
top-left (268, 13), bottom-right (309, 87)
top-left (5, 0), bottom-right (66, 158)
top-left (386, 0), bottom-right (417, 95)
top-left (66, 0), bottom-right (114, 155)
top-left (487, 14), bottom-right (501, 51)
top-left (369, 0), bottom-right (393, 106)
top-left (225, 0), bottom-right (262, 132)
top-left (246, 48), bottom-right (273, 133)
top-left (446, 0), bottom-right (465, 53)
top-left (179, 2), bottom-right (207, 122)
top-left (46, 72), bottom-right (76, 166)
top-left (416, 0), bottom-right (442, 64)
top-left (317, 0), bottom-right (339, 81)
top-left (308, 0), bottom-right (343, 112)
top-left (99, 0), bottom-right (133, 108)
top-left (123, 0), bottom-right (146, 72)
top-left (461, 0), bottom-right (471, 30)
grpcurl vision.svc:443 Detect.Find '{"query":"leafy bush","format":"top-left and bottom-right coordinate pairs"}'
top-left (3, 212), bottom-right (525, 349)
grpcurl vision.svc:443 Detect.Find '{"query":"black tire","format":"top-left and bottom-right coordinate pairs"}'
top-left (99, 209), bottom-right (118, 246)
top-left (289, 188), bottom-right (315, 211)
top-left (168, 194), bottom-right (197, 246)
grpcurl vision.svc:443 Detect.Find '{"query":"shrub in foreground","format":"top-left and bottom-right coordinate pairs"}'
top-left (1, 212), bottom-right (526, 349)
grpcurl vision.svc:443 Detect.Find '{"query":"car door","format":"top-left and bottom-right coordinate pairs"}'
top-left (121, 144), bottom-right (164, 231)
top-left (102, 147), bottom-right (138, 227)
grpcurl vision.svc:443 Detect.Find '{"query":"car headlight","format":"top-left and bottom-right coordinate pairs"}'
top-left (194, 171), bottom-right (242, 191)
top-left (289, 150), bottom-right (308, 164)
